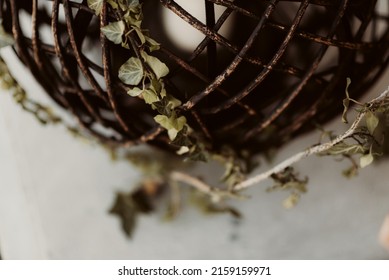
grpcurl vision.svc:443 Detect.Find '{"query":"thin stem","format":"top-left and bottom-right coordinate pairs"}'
top-left (233, 86), bottom-right (389, 192)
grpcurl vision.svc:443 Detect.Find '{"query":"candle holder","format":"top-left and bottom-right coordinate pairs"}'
top-left (2, 0), bottom-right (388, 156)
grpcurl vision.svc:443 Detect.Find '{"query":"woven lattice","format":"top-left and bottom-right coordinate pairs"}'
top-left (2, 0), bottom-right (389, 155)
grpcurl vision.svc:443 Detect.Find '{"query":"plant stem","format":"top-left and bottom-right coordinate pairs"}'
top-left (233, 86), bottom-right (389, 192)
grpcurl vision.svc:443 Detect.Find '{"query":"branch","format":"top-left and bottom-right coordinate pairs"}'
top-left (169, 171), bottom-right (247, 202)
top-left (233, 86), bottom-right (389, 192)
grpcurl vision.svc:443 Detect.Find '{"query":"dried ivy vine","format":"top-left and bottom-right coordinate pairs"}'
top-left (0, 24), bottom-right (61, 125)
top-left (90, 0), bottom-right (207, 159)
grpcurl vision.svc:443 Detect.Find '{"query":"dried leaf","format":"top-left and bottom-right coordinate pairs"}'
top-left (101, 21), bottom-right (125, 44)
top-left (360, 153), bottom-right (374, 168)
top-left (133, 26), bottom-right (146, 44)
top-left (322, 142), bottom-right (365, 156)
top-left (118, 57), bottom-right (143, 86)
top-left (365, 110), bottom-right (379, 135)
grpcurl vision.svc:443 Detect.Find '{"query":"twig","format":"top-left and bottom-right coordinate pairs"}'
top-left (169, 171), bottom-right (247, 202)
top-left (233, 86), bottom-right (389, 192)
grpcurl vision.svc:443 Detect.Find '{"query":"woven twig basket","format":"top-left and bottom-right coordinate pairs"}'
top-left (2, 0), bottom-right (388, 155)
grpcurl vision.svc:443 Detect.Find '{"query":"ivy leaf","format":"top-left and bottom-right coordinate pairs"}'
top-left (141, 51), bottom-right (169, 80)
top-left (150, 78), bottom-right (163, 94)
top-left (107, 0), bottom-right (118, 9)
top-left (171, 126), bottom-right (192, 147)
top-left (360, 153), bottom-right (374, 168)
top-left (365, 110), bottom-right (379, 135)
top-left (145, 36), bottom-right (160, 52)
top-left (87, 0), bottom-right (104, 15)
top-left (154, 114), bottom-right (187, 140)
top-left (123, 11), bottom-right (142, 28)
top-left (166, 95), bottom-right (182, 109)
top-left (154, 114), bottom-right (171, 129)
top-left (101, 21), bottom-right (125, 44)
top-left (142, 89), bottom-right (160, 104)
top-left (342, 78), bottom-right (352, 123)
top-left (133, 26), bottom-right (146, 44)
top-left (127, 0), bottom-right (140, 8)
top-left (118, 57), bottom-right (144, 86)
top-left (127, 87), bottom-right (143, 97)
top-left (152, 99), bottom-right (173, 116)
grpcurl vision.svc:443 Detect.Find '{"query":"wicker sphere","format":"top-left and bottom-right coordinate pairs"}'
top-left (2, 0), bottom-right (389, 155)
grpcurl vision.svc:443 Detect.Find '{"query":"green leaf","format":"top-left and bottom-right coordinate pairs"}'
top-left (170, 126), bottom-right (192, 147)
top-left (107, 0), bottom-right (118, 9)
top-left (118, 57), bottom-right (144, 86)
top-left (123, 11), bottom-right (141, 28)
top-left (101, 21), bottom-right (125, 44)
top-left (142, 89), bottom-right (160, 104)
top-left (152, 99), bottom-right (173, 116)
top-left (342, 78), bottom-right (352, 123)
top-left (154, 114), bottom-right (187, 140)
top-left (133, 26), bottom-right (146, 44)
top-left (127, 0), bottom-right (140, 8)
top-left (145, 36), bottom-right (160, 52)
top-left (150, 78), bottom-right (162, 94)
top-left (154, 114), bottom-right (171, 129)
top-left (87, 0), bottom-right (104, 15)
top-left (365, 110), bottom-right (379, 135)
top-left (127, 87), bottom-right (143, 97)
top-left (360, 153), bottom-right (374, 168)
top-left (141, 51), bottom-right (169, 80)
top-left (166, 95), bottom-right (182, 109)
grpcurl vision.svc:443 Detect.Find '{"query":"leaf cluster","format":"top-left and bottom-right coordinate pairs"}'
top-left (325, 78), bottom-right (388, 176)
top-left (90, 0), bottom-right (212, 160)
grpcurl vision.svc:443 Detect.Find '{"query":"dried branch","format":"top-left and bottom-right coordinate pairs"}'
top-left (233, 86), bottom-right (389, 192)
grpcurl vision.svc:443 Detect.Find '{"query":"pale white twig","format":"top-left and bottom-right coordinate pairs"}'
top-left (169, 171), bottom-right (247, 201)
top-left (233, 86), bottom-right (389, 192)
